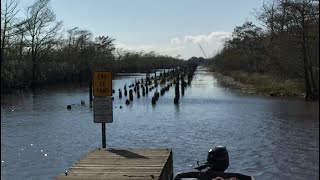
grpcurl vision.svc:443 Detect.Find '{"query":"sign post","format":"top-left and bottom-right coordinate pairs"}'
top-left (92, 71), bottom-right (112, 148)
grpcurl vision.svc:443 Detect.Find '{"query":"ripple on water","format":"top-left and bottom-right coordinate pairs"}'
top-left (1, 67), bottom-right (319, 180)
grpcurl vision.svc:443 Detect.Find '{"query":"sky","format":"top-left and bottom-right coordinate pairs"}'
top-left (13, 0), bottom-right (265, 59)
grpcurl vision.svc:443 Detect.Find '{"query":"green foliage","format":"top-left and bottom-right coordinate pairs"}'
top-left (210, 0), bottom-right (319, 98)
top-left (226, 71), bottom-right (302, 96)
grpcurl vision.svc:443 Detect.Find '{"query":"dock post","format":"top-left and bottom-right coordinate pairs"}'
top-left (89, 72), bottom-right (93, 108)
top-left (102, 123), bottom-right (106, 148)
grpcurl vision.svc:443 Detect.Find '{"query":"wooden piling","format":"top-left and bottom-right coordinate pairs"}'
top-left (175, 74), bottom-right (180, 101)
top-left (142, 86), bottom-right (146, 96)
top-left (181, 76), bottom-right (185, 96)
top-left (124, 85), bottom-right (127, 96)
top-left (89, 77), bottom-right (93, 108)
top-left (119, 89), bottom-right (122, 99)
top-left (129, 89), bottom-right (133, 101)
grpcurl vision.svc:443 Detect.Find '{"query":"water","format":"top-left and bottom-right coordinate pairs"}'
top-left (1, 67), bottom-right (319, 180)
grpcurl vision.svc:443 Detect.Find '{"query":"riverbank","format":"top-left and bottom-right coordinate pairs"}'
top-left (0, 71), bottom-right (153, 94)
top-left (212, 70), bottom-right (305, 97)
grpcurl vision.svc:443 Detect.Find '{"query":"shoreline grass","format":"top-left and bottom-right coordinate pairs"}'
top-left (213, 70), bottom-right (304, 97)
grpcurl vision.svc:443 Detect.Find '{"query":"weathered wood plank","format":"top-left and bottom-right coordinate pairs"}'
top-left (56, 148), bottom-right (173, 180)
top-left (72, 164), bottom-right (165, 167)
top-left (66, 169), bottom-right (163, 174)
top-left (57, 175), bottom-right (159, 180)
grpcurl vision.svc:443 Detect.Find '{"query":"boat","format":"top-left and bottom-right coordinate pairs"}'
top-left (174, 146), bottom-right (254, 180)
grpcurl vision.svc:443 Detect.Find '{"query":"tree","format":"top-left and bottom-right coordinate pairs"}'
top-left (1, 0), bottom-right (19, 66)
top-left (255, 0), bottom-right (277, 40)
top-left (212, 0), bottom-right (319, 99)
top-left (284, 0), bottom-right (319, 100)
top-left (24, 0), bottom-right (62, 87)
top-left (94, 36), bottom-right (115, 55)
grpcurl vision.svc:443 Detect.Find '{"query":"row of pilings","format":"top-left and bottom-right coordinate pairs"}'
top-left (89, 64), bottom-right (198, 108)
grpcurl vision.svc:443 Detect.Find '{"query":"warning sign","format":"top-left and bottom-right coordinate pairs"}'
top-left (93, 71), bottom-right (112, 96)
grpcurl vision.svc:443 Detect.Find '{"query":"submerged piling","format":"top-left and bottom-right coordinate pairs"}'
top-left (181, 76), bottom-right (185, 96)
top-left (125, 99), bottom-right (130, 105)
top-left (129, 89), bottom-right (133, 101)
top-left (151, 96), bottom-right (156, 105)
top-left (175, 74), bottom-right (180, 100)
top-left (124, 85), bottom-right (127, 96)
top-left (119, 89), bottom-right (122, 99)
top-left (174, 97), bottom-right (179, 104)
top-left (142, 86), bottom-right (146, 96)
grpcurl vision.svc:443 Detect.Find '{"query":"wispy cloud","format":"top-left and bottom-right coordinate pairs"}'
top-left (115, 31), bottom-right (231, 59)
top-left (185, 32), bottom-right (231, 44)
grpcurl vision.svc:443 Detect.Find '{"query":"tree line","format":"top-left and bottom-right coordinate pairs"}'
top-left (1, 0), bottom-right (182, 90)
top-left (210, 0), bottom-right (319, 100)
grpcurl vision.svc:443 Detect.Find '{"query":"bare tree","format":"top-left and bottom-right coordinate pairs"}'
top-left (255, 0), bottom-right (277, 40)
top-left (24, 0), bottom-right (62, 87)
top-left (94, 36), bottom-right (115, 55)
top-left (285, 0), bottom-right (319, 100)
top-left (1, 0), bottom-right (19, 66)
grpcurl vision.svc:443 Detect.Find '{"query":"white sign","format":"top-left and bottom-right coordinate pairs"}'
top-left (93, 97), bottom-right (113, 123)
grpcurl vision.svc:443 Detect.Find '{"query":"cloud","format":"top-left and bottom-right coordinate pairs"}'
top-left (170, 38), bottom-right (181, 45)
top-left (184, 32), bottom-right (231, 44)
top-left (115, 31), bottom-right (231, 59)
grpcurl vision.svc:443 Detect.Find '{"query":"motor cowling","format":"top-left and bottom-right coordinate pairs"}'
top-left (207, 146), bottom-right (229, 172)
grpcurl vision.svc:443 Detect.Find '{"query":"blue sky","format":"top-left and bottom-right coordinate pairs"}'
top-left (14, 0), bottom-right (264, 59)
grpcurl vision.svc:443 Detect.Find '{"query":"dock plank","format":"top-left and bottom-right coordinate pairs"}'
top-left (56, 148), bottom-right (173, 180)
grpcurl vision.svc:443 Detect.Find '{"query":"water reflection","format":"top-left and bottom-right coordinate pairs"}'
top-left (174, 103), bottom-right (180, 112)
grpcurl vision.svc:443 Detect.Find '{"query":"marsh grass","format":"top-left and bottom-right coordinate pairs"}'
top-left (225, 71), bottom-right (303, 96)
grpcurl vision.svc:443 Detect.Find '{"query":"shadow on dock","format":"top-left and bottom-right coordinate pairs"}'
top-left (108, 149), bottom-right (149, 159)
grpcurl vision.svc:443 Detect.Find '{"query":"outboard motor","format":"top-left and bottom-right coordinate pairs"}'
top-left (207, 146), bottom-right (229, 172)
top-left (174, 146), bottom-right (254, 180)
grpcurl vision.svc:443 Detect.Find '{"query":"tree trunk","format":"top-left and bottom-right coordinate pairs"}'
top-left (31, 42), bottom-right (37, 89)
top-left (302, 40), bottom-right (312, 100)
top-left (1, 20), bottom-right (7, 67)
top-left (301, 2), bottom-right (317, 101)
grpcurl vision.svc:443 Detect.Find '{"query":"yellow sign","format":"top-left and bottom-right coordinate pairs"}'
top-left (93, 71), bottom-right (112, 96)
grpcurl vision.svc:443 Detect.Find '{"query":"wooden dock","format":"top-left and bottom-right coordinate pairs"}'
top-left (56, 148), bottom-right (173, 180)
